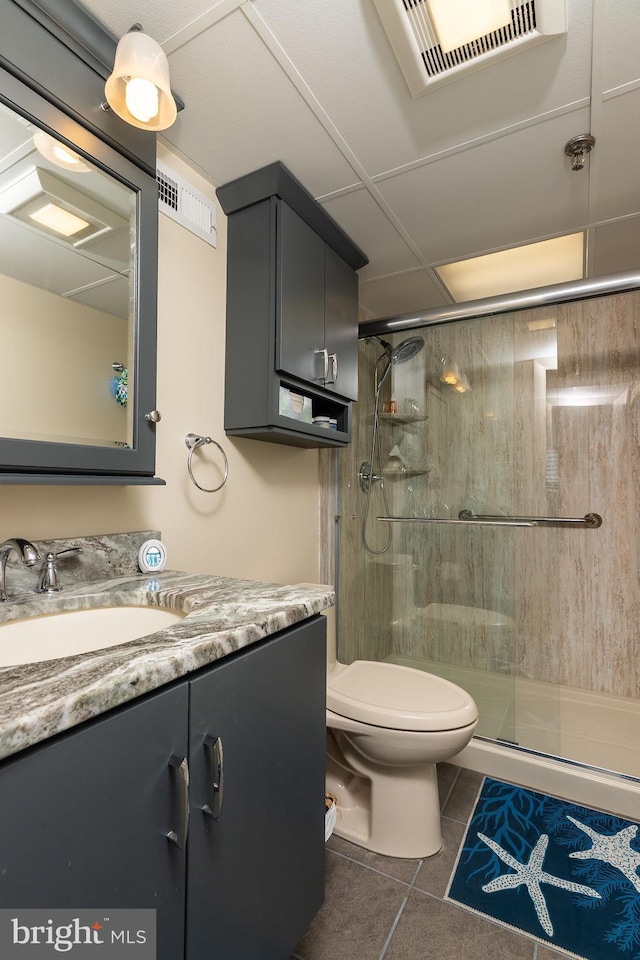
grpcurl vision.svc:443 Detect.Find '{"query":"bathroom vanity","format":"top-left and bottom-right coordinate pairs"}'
top-left (0, 536), bottom-right (332, 960)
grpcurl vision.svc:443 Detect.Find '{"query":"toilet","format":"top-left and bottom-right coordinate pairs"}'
top-left (326, 659), bottom-right (478, 858)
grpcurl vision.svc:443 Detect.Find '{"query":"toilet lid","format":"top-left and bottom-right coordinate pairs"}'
top-left (327, 660), bottom-right (478, 732)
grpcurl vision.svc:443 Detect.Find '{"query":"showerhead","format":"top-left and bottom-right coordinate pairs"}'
top-left (366, 334), bottom-right (425, 365)
top-left (390, 336), bottom-right (424, 365)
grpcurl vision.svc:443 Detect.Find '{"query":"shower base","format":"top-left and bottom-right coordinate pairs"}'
top-left (386, 653), bottom-right (640, 820)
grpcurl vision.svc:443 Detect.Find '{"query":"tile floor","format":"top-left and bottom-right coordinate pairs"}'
top-left (293, 764), bottom-right (573, 960)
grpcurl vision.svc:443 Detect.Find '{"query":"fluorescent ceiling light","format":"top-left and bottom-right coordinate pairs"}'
top-left (436, 233), bottom-right (584, 302)
top-left (427, 0), bottom-right (512, 54)
top-left (29, 202), bottom-right (90, 237)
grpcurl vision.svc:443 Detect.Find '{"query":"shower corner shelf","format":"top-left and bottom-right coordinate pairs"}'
top-left (379, 413), bottom-right (428, 425)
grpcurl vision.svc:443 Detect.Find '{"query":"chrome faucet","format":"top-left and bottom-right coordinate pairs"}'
top-left (0, 538), bottom-right (41, 602)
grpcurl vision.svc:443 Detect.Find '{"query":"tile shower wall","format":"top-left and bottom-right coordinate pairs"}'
top-left (338, 291), bottom-right (640, 702)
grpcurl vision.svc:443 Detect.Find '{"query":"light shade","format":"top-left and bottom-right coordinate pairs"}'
top-left (33, 130), bottom-right (91, 173)
top-left (427, 0), bottom-right (512, 54)
top-left (105, 30), bottom-right (177, 131)
top-left (435, 233), bottom-right (585, 303)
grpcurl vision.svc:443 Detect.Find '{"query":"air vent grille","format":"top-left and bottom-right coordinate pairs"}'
top-left (373, 0), bottom-right (566, 96)
top-left (157, 162), bottom-right (216, 247)
top-left (408, 1), bottom-right (537, 79)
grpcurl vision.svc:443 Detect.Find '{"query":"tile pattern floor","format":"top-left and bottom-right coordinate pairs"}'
top-left (292, 765), bottom-right (574, 960)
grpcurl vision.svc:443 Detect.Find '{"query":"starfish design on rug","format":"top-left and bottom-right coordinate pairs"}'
top-left (567, 816), bottom-right (640, 893)
top-left (478, 831), bottom-right (601, 936)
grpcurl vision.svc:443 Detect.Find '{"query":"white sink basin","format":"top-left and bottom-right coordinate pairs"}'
top-left (0, 606), bottom-right (185, 667)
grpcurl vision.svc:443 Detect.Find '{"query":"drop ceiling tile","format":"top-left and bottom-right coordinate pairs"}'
top-left (321, 188), bottom-right (420, 281)
top-left (591, 217), bottom-right (640, 277)
top-left (252, 0), bottom-right (593, 177)
top-left (359, 269), bottom-right (448, 320)
top-left (602, 0), bottom-right (640, 90)
top-left (0, 220), bottom-right (118, 298)
top-left (163, 11), bottom-right (359, 196)
top-left (69, 276), bottom-right (129, 319)
top-left (79, 0), bottom-right (223, 44)
top-left (593, 90), bottom-right (640, 223)
top-left (375, 107), bottom-right (592, 266)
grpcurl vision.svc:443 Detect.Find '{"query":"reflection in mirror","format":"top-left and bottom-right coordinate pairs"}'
top-left (0, 101), bottom-right (136, 448)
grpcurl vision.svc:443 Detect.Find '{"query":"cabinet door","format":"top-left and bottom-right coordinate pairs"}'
top-left (276, 202), bottom-right (326, 386)
top-left (186, 618), bottom-right (327, 960)
top-left (325, 246), bottom-right (359, 400)
top-left (0, 685), bottom-right (189, 960)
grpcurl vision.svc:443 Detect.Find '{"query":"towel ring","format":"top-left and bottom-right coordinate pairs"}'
top-left (185, 433), bottom-right (229, 493)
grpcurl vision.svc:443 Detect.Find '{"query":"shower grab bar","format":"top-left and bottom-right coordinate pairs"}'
top-left (377, 516), bottom-right (536, 527)
top-left (458, 510), bottom-right (602, 528)
top-left (377, 512), bottom-right (602, 528)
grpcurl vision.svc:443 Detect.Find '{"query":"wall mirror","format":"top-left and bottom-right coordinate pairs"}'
top-left (0, 54), bottom-right (160, 483)
top-left (0, 99), bottom-right (136, 449)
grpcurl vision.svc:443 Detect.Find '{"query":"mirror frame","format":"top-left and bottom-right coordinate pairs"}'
top-left (0, 1), bottom-right (161, 483)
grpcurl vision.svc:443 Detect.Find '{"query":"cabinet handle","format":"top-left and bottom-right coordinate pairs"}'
top-left (327, 352), bottom-right (338, 384)
top-left (202, 735), bottom-right (224, 821)
top-left (167, 754), bottom-right (190, 849)
top-left (315, 348), bottom-right (329, 383)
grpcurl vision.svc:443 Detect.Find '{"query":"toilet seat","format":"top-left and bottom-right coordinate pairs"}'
top-left (327, 660), bottom-right (478, 732)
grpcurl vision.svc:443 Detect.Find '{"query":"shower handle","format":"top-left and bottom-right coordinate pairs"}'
top-left (359, 461), bottom-right (383, 493)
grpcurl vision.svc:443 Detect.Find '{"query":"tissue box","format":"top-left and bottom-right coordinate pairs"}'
top-left (279, 386), bottom-right (312, 422)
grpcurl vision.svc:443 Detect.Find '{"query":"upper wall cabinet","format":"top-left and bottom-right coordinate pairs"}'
top-left (218, 162), bottom-right (368, 448)
top-left (0, 1), bottom-right (162, 483)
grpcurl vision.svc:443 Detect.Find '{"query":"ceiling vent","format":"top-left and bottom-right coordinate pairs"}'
top-left (372, 0), bottom-right (567, 96)
top-left (157, 161), bottom-right (217, 247)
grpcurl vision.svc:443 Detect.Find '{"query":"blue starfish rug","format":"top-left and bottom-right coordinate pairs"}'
top-left (445, 778), bottom-right (640, 960)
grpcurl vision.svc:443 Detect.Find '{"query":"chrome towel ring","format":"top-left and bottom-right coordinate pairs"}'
top-left (185, 433), bottom-right (229, 493)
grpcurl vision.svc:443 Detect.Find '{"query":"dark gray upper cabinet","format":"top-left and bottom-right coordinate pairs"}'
top-left (218, 162), bottom-right (367, 448)
top-left (0, 2), bottom-right (163, 483)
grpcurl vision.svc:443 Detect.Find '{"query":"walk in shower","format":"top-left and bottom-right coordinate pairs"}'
top-left (334, 285), bottom-right (640, 797)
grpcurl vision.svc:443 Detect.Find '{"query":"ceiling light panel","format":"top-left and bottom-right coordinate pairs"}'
top-left (427, 0), bottom-right (512, 55)
top-left (372, 0), bottom-right (567, 95)
top-left (435, 233), bottom-right (584, 302)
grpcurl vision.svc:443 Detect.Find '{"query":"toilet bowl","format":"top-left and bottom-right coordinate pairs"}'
top-left (326, 660), bottom-right (478, 858)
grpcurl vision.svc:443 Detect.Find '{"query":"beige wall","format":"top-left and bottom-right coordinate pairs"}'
top-left (0, 146), bottom-right (322, 588)
top-left (0, 274), bottom-right (128, 446)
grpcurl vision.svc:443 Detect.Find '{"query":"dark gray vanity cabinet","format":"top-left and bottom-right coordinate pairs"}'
top-left (0, 683), bottom-right (189, 957)
top-left (218, 162), bottom-right (367, 448)
top-left (186, 617), bottom-right (327, 960)
top-left (0, 616), bottom-right (327, 960)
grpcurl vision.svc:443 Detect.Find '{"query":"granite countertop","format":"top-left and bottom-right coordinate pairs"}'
top-left (0, 570), bottom-right (334, 763)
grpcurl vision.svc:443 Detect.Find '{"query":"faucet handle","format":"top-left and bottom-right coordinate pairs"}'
top-left (37, 546), bottom-right (82, 594)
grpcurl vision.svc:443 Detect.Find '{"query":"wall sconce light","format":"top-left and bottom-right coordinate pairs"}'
top-left (440, 356), bottom-right (460, 385)
top-left (104, 24), bottom-right (177, 131)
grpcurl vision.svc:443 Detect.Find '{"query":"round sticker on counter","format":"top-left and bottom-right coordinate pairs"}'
top-left (138, 539), bottom-right (167, 573)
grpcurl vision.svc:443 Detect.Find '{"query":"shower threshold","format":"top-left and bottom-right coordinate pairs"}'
top-left (386, 653), bottom-right (640, 820)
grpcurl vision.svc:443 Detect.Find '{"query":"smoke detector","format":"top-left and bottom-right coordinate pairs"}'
top-left (372, 0), bottom-right (567, 96)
